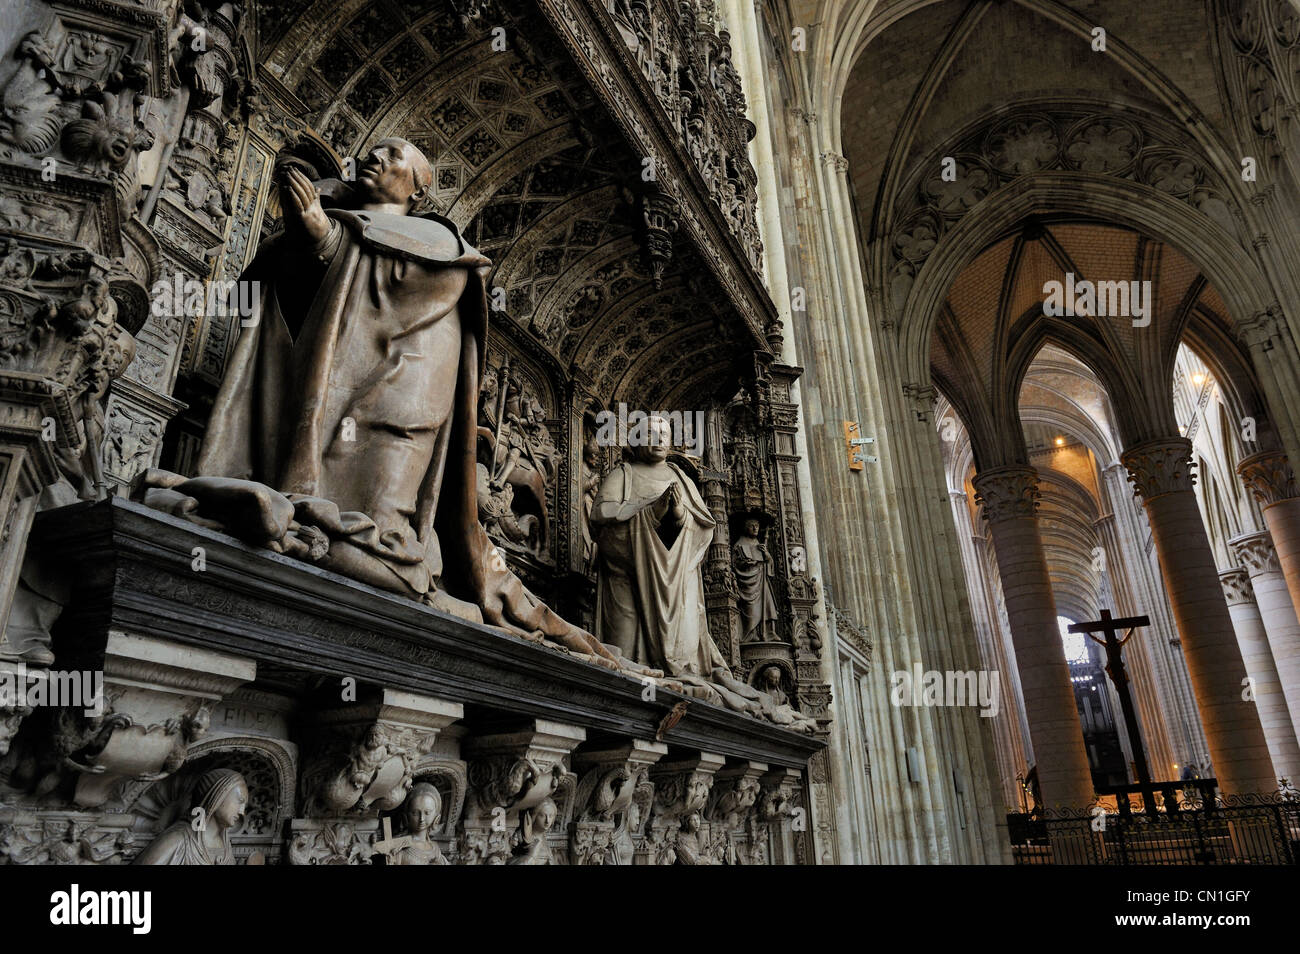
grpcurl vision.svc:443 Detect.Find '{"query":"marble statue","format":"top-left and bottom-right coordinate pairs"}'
top-left (591, 415), bottom-right (727, 678)
top-left (136, 137), bottom-right (613, 665)
top-left (133, 768), bottom-right (248, 865)
top-left (375, 782), bottom-right (450, 865)
top-left (590, 417), bottom-right (820, 729)
top-left (580, 431), bottom-right (602, 571)
top-left (508, 796), bottom-right (557, 865)
top-left (733, 517), bottom-right (778, 642)
top-left (753, 666), bottom-right (818, 733)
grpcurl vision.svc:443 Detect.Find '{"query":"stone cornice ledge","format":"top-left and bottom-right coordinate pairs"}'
top-left (32, 498), bottom-right (821, 769)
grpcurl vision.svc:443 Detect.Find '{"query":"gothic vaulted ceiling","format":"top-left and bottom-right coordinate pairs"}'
top-left (931, 220), bottom-right (1244, 468)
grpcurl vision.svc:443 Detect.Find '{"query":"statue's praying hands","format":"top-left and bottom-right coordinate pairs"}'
top-left (279, 165), bottom-right (330, 244)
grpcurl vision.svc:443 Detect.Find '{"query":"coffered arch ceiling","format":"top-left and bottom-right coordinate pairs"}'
top-left (248, 0), bottom-right (751, 410)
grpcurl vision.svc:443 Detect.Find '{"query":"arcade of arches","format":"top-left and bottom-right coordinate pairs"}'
top-left (2, 0), bottom-right (1300, 865)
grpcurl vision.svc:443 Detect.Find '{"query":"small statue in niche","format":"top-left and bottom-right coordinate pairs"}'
top-left (674, 812), bottom-right (714, 865)
top-left (477, 472), bottom-right (537, 547)
top-left (133, 768), bottom-right (250, 865)
top-left (478, 364), bottom-right (553, 553)
top-left (580, 431), bottom-right (602, 571)
top-left (754, 665), bottom-right (818, 733)
top-left (374, 782), bottom-right (450, 865)
top-left (508, 796), bottom-right (557, 865)
top-left (733, 517), bottom-right (778, 643)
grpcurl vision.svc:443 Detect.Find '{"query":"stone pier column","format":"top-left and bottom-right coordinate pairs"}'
top-left (1229, 531), bottom-right (1300, 751)
top-left (971, 466), bottom-right (1094, 808)
top-left (1121, 439), bottom-right (1275, 793)
top-left (1238, 452), bottom-right (1300, 710)
top-left (1218, 568), bottom-right (1300, 783)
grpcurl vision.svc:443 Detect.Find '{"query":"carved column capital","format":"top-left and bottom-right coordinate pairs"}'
top-left (1237, 450), bottom-right (1298, 508)
top-left (1230, 530), bottom-right (1281, 578)
top-left (971, 466), bottom-right (1040, 523)
top-left (819, 151), bottom-right (849, 174)
top-left (1121, 438), bottom-right (1196, 500)
top-left (902, 382), bottom-right (938, 422)
top-left (1218, 566), bottom-right (1255, 606)
top-left (1238, 306), bottom-right (1284, 350)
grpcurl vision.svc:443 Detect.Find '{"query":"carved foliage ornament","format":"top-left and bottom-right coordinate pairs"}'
top-left (1121, 438), bottom-right (1197, 499)
top-left (1237, 450), bottom-right (1298, 506)
top-left (972, 466), bottom-right (1041, 523)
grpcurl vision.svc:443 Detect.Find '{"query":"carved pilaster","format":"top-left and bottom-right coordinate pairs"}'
top-left (1230, 530), bottom-right (1281, 578)
top-left (702, 405), bottom-right (741, 663)
top-left (569, 738), bottom-right (666, 865)
top-left (1219, 566), bottom-right (1255, 606)
top-left (1121, 437), bottom-right (1197, 500)
top-left (4, 632), bottom-right (254, 809)
top-left (755, 766), bottom-right (802, 865)
top-left (972, 465), bottom-right (1040, 523)
top-left (298, 690), bottom-right (463, 818)
top-left (704, 759), bottom-right (766, 864)
top-left (1238, 450), bottom-right (1298, 508)
top-left (460, 719), bottom-right (585, 865)
top-left (644, 751), bottom-right (725, 864)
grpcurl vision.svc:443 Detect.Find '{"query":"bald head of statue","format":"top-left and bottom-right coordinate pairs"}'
top-left (354, 137), bottom-right (433, 212)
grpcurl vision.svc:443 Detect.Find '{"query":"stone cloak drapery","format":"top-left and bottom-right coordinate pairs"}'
top-left (196, 197), bottom-right (585, 643)
top-left (593, 460), bottom-right (728, 675)
top-left (734, 537), bottom-right (778, 640)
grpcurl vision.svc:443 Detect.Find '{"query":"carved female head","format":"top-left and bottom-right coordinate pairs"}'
top-left (192, 768), bottom-right (248, 833)
top-left (404, 782), bottom-right (442, 837)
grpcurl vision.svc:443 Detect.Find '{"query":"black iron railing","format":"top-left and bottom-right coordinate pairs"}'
top-left (1008, 783), bottom-right (1300, 865)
